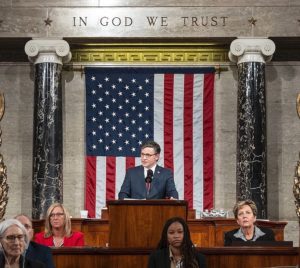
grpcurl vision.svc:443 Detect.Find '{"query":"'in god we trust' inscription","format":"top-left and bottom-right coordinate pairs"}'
top-left (47, 7), bottom-right (239, 38)
top-left (72, 16), bottom-right (228, 28)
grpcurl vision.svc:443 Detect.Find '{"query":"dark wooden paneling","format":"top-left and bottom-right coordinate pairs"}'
top-left (33, 217), bottom-right (287, 248)
top-left (51, 247), bottom-right (298, 268)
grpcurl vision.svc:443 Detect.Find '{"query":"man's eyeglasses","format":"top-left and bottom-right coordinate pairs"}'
top-left (141, 153), bottom-right (156, 159)
top-left (3, 234), bottom-right (25, 243)
top-left (50, 212), bottom-right (65, 218)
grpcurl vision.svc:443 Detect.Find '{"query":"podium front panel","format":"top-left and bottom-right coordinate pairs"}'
top-left (108, 200), bottom-right (188, 248)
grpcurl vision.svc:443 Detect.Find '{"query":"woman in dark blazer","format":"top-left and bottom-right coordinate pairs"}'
top-left (148, 217), bottom-right (206, 268)
top-left (224, 199), bottom-right (275, 246)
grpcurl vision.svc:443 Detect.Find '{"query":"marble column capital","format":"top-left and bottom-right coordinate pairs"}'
top-left (228, 38), bottom-right (275, 64)
top-left (24, 38), bottom-right (72, 65)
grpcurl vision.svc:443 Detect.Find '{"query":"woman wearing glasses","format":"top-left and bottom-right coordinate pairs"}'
top-left (0, 219), bottom-right (45, 267)
top-left (35, 203), bottom-right (85, 247)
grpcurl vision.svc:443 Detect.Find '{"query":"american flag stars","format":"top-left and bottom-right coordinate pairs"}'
top-left (86, 70), bottom-right (154, 157)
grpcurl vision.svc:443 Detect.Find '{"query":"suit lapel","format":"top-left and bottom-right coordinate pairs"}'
top-left (153, 165), bottom-right (162, 179)
top-left (137, 165), bottom-right (147, 196)
top-left (149, 165), bottom-right (161, 196)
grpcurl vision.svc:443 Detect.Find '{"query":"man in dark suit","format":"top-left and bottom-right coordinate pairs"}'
top-left (15, 214), bottom-right (55, 268)
top-left (118, 140), bottom-right (179, 200)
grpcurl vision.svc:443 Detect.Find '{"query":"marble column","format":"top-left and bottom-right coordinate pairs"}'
top-left (229, 38), bottom-right (275, 219)
top-left (25, 39), bottom-right (71, 219)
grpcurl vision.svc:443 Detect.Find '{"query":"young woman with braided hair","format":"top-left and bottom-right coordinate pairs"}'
top-left (148, 217), bottom-right (206, 268)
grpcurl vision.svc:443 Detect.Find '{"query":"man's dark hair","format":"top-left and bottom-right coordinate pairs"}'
top-left (157, 217), bottom-right (199, 268)
top-left (141, 140), bottom-right (161, 154)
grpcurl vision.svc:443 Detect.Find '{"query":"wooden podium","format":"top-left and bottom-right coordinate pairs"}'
top-left (107, 200), bottom-right (188, 248)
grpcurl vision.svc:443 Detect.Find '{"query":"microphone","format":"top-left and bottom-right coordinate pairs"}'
top-left (145, 169), bottom-right (153, 198)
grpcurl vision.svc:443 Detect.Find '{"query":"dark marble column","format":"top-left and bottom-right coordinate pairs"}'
top-left (229, 38), bottom-right (275, 219)
top-left (25, 39), bottom-right (71, 219)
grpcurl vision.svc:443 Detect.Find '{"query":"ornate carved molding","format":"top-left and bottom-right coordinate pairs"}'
top-left (293, 155), bottom-right (300, 218)
top-left (24, 38), bottom-right (72, 65)
top-left (0, 93), bottom-right (8, 221)
top-left (70, 44), bottom-right (229, 63)
top-left (228, 37), bottom-right (276, 64)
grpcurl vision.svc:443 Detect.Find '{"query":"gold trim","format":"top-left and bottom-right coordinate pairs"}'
top-left (0, 94), bottom-right (5, 121)
top-left (70, 43), bottom-right (229, 63)
top-left (297, 93), bottom-right (300, 119)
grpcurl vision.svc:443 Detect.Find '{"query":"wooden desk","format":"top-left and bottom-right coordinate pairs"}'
top-left (51, 247), bottom-right (298, 268)
top-left (33, 218), bottom-right (287, 247)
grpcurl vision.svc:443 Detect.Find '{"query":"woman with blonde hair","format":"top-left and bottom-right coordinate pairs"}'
top-left (35, 203), bottom-right (84, 247)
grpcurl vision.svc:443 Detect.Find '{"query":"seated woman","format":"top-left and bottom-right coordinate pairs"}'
top-left (148, 217), bottom-right (206, 268)
top-left (0, 219), bottom-right (45, 267)
top-left (35, 203), bottom-right (85, 247)
top-left (224, 199), bottom-right (275, 246)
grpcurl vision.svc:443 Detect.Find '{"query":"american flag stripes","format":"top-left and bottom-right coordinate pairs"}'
top-left (85, 67), bottom-right (215, 218)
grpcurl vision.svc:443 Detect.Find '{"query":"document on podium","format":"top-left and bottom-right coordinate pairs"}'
top-left (123, 198), bottom-right (146, 200)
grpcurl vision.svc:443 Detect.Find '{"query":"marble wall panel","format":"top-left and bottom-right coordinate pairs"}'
top-left (278, 182), bottom-right (298, 220)
top-left (0, 0), bottom-right (11, 7)
top-left (67, 0), bottom-right (99, 7)
top-left (63, 111), bottom-right (84, 142)
top-left (4, 0), bottom-right (294, 8)
top-left (289, 0), bottom-right (300, 6)
top-left (267, 139), bottom-right (283, 220)
top-left (267, 103), bottom-right (283, 146)
top-left (99, 0), bottom-right (292, 7)
top-left (62, 70), bottom-right (85, 144)
top-left (12, 0), bottom-right (68, 7)
top-left (12, 0), bottom-right (98, 7)
top-left (285, 221), bottom-right (298, 246)
top-left (281, 103), bottom-right (300, 143)
top-left (214, 138), bottom-right (236, 210)
top-left (0, 8), bottom-right (47, 37)
top-left (275, 66), bottom-right (300, 105)
top-left (63, 170), bottom-right (85, 217)
top-left (214, 107), bottom-right (237, 144)
top-left (252, 7), bottom-right (300, 37)
top-left (20, 161), bottom-right (33, 216)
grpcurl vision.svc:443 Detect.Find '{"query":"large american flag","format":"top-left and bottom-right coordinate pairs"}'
top-left (85, 67), bottom-right (214, 218)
